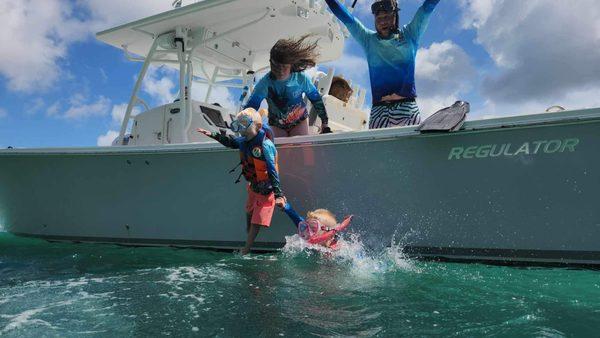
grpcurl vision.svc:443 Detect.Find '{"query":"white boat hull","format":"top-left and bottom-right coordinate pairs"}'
top-left (2, 109), bottom-right (600, 265)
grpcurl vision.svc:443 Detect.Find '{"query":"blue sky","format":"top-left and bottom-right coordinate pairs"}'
top-left (1, 0), bottom-right (599, 148)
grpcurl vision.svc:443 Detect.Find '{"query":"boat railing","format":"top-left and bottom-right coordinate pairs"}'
top-left (108, 0), bottom-right (356, 145)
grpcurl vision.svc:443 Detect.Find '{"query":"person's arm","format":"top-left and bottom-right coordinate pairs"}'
top-left (404, 0), bottom-right (440, 44)
top-left (324, 0), bottom-right (371, 48)
top-left (282, 203), bottom-right (304, 228)
top-left (262, 140), bottom-right (284, 200)
top-left (302, 74), bottom-right (329, 129)
top-left (197, 129), bottom-right (241, 149)
top-left (243, 75), bottom-right (269, 110)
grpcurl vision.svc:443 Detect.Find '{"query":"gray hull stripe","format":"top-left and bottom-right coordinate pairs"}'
top-left (14, 233), bottom-right (284, 250)
top-left (15, 233), bottom-right (600, 264)
top-left (404, 246), bottom-right (600, 263)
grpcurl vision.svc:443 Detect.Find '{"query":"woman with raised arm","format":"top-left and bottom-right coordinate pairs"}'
top-left (324, 0), bottom-right (440, 129)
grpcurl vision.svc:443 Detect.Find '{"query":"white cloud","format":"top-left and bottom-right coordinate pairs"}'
top-left (60, 95), bottom-right (111, 120)
top-left (417, 95), bottom-right (461, 118)
top-left (0, 108), bottom-right (7, 118)
top-left (83, 0), bottom-right (173, 32)
top-left (0, 0), bottom-right (176, 93)
top-left (416, 41), bottom-right (475, 92)
top-left (0, 0), bottom-right (89, 92)
top-left (323, 51), bottom-right (369, 85)
top-left (474, 85), bottom-right (600, 119)
top-left (111, 103), bottom-right (141, 125)
top-left (142, 67), bottom-right (177, 105)
top-left (97, 130), bottom-right (119, 147)
top-left (460, 0), bottom-right (496, 30)
top-left (141, 65), bottom-right (236, 110)
top-left (416, 40), bottom-right (476, 116)
top-left (460, 0), bottom-right (600, 112)
top-left (191, 84), bottom-right (237, 110)
top-left (111, 103), bottom-right (128, 124)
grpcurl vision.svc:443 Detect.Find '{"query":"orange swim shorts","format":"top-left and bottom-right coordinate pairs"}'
top-left (245, 188), bottom-right (275, 227)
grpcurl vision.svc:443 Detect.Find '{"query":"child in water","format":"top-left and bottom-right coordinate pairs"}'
top-left (197, 108), bottom-right (286, 255)
top-left (282, 203), bottom-right (352, 250)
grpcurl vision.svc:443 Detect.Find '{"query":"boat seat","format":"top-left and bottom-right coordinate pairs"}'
top-left (200, 105), bottom-right (228, 129)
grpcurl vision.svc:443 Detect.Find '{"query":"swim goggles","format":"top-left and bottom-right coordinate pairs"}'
top-left (298, 219), bottom-right (326, 241)
top-left (371, 0), bottom-right (399, 14)
top-left (230, 115), bottom-right (254, 133)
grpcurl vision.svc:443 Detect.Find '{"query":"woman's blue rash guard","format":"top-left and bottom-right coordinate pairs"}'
top-left (244, 72), bottom-right (328, 129)
top-left (324, 0), bottom-right (440, 105)
top-left (210, 128), bottom-right (283, 198)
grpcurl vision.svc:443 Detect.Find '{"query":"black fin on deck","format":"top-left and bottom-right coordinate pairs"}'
top-left (418, 101), bottom-right (469, 133)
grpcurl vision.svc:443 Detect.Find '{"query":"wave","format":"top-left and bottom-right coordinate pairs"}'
top-left (281, 231), bottom-right (420, 276)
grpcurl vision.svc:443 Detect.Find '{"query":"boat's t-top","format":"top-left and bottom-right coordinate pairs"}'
top-left (96, 0), bottom-right (369, 146)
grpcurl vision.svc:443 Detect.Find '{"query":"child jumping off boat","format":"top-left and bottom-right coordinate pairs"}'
top-left (244, 35), bottom-right (330, 137)
top-left (197, 108), bottom-right (286, 255)
top-left (282, 203), bottom-right (352, 250)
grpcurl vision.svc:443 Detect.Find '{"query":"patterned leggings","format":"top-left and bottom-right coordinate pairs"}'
top-left (369, 101), bottom-right (421, 129)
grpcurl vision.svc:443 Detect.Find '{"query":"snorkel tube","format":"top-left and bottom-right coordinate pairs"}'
top-left (307, 215), bottom-right (353, 245)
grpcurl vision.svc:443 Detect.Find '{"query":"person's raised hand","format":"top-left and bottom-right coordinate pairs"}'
top-left (275, 196), bottom-right (287, 209)
top-left (197, 128), bottom-right (212, 137)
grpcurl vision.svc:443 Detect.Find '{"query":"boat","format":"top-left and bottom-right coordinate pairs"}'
top-left (1, 0), bottom-right (599, 266)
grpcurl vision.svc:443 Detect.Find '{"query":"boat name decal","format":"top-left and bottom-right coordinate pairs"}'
top-left (448, 138), bottom-right (580, 160)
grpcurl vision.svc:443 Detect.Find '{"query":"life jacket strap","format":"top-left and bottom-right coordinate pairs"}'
top-left (229, 161), bottom-right (242, 173)
top-left (234, 171), bottom-right (243, 184)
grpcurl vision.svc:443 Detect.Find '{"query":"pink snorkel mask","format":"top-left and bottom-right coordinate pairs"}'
top-left (298, 215), bottom-right (354, 245)
top-left (298, 219), bottom-right (321, 241)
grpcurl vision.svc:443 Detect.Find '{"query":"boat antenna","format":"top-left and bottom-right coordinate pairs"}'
top-left (351, 0), bottom-right (358, 8)
top-left (172, 0), bottom-right (182, 8)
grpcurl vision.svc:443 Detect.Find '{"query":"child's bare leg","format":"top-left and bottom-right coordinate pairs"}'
top-left (240, 224), bottom-right (261, 255)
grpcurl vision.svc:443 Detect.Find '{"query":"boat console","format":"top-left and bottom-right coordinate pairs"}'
top-left (125, 91), bottom-right (369, 146)
top-left (95, 0), bottom-right (370, 146)
top-left (126, 101), bottom-right (229, 146)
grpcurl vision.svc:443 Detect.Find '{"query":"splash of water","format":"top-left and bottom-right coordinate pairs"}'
top-left (281, 232), bottom-right (420, 275)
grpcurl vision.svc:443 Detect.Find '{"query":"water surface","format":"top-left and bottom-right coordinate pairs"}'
top-left (1, 232), bottom-right (599, 337)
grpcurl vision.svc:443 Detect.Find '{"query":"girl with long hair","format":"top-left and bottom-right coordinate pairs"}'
top-left (244, 35), bottom-right (330, 137)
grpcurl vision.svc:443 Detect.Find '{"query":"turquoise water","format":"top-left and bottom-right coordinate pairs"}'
top-left (1, 232), bottom-right (599, 337)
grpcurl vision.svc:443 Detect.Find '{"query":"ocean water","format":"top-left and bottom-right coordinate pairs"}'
top-left (1, 231), bottom-right (599, 337)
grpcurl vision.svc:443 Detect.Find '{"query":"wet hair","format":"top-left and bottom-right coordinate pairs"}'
top-left (329, 76), bottom-right (354, 103)
top-left (307, 209), bottom-right (337, 228)
top-left (270, 35), bottom-right (320, 73)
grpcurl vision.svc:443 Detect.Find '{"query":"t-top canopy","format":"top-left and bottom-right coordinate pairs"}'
top-left (96, 0), bottom-right (345, 74)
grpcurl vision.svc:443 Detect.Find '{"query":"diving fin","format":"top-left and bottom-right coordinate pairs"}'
top-left (418, 101), bottom-right (469, 133)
